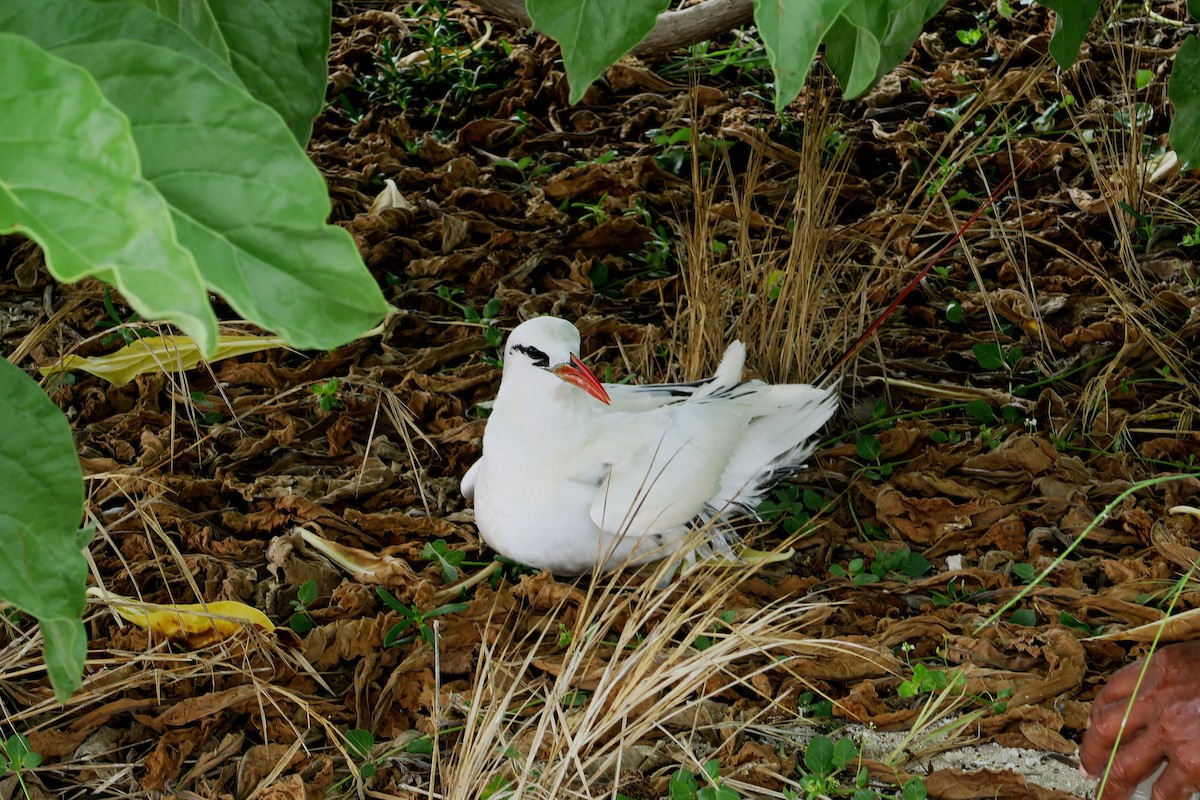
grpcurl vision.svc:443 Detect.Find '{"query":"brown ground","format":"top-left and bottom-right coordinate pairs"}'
top-left (2, 1), bottom-right (1199, 798)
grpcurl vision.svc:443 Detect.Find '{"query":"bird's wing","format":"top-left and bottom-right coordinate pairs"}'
top-left (603, 341), bottom-right (746, 412)
top-left (585, 400), bottom-right (749, 538)
top-left (461, 460), bottom-right (480, 501)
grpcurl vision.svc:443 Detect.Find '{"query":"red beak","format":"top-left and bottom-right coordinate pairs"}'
top-left (552, 354), bottom-right (611, 405)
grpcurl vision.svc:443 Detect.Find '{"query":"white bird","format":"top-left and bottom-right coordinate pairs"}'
top-left (461, 317), bottom-right (838, 575)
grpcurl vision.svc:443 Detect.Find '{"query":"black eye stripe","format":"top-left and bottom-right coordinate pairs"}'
top-left (511, 343), bottom-right (550, 368)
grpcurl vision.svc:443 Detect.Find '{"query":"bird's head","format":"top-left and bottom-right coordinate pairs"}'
top-left (503, 317), bottom-right (611, 405)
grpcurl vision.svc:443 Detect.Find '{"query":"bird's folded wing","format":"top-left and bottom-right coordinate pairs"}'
top-left (603, 341), bottom-right (746, 412)
top-left (586, 403), bottom-right (747, 538)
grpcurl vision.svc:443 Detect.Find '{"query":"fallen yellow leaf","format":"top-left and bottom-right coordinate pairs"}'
top-left (41, 334), bottom-right (285, 386)
top-left (87, 588), bottom-right (274, 648)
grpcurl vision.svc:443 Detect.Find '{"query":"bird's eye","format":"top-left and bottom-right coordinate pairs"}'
top-left (511, 343), bottom-right (550, 368)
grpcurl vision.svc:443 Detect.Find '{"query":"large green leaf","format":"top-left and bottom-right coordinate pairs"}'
top-left (4, 5), bottom-right (388, 351)
top-left (0, 1), bottom-right (239, 86)
top-left (0, 357), bottom-right (92, 702)
top-left (754, 0), bottom-right (854, 110)
top-left (1038, 0), bottom-right (1102, 68)
top-left (826, 0), bottom-right (946, 98)
top-left (112, 0), bottom-right (232, 64)
top-left (112, 0), bottom-right (331, 142)
top-left (66, 40), bottom-right (387, 349)
top-left (527, 0), bottom-right (669, 105)
top-left (1169, 35), bottom-right (1200, 170)
top-left (0, 33), bottom-right (218, 352)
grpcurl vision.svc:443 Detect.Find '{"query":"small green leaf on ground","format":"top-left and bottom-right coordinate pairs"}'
top-left (965, 398), bottom-right (996, 424)
top-left (972, 342), bottom-right (1005, 370)
top-left (344, 728), bottom-right (374, 759)
top-left (856, 433), bottom-right (883, 461)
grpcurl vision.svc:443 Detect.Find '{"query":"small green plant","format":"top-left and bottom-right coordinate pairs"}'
top-left (1011, 562), bottom-right (1036, 583)
top-left (482, 774), bottom-right (513, 799)
top-left (797, 690), bottom-right (835, 719)
top-left (435, 286), bottom-right (503, 362)
top-left (494, 154), bottom-right (555, 182)
top-left (354, 1), bottom-right (498, 118)
top-left (188, 391), bottom-right (224, 424)
top-left (1009, 607), bottom-right (1037, 626)
top-left (791, 735), bottom-right (858, 800)
top-left (1058, 610), bottom-right (1099, 635)
top-left (575, 148), bottom-right (619, 167)
top-left (421, 539), bottom-right (466, 583)
top-left (570, 193), bottom-right (610, 224)
top-left (898, 661), bottom-right (964, 699)
top-left (692, 609), bottom-right (736, 651)
top-left (288, 578), bottom-right (319, 634)
top-left (956, 26), bottom-right (984, 46)
top-left (1, 734), bottom-right (42, 800)
top-left (757, 485), bottom-right (830, 535)
top-left (788, 736), bottom-right (926, 800)
top-left (855, 433), bottom-right (895, 481)
top-left (311, 378), bottom-right (343, 411)
top-left (830, 547), bottom-right (932, 586)
top-left (930, 576), bottom-right (979, 607)
top-left (344, 728), bottom-right (377, 778)
top-left (96, 286), bottom-right (156, 346)
top-left (669, 759), bottom-right (742, 800)
top-left (972, 341), bottom-right (1022, 371)
top-left (376, 588), bottom-right (469, 647)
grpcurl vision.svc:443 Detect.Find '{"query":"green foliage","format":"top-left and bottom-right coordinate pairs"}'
top-left (1037, 0), bottom-right (1101, 68)
top-left (0, 30), bottom-right (217, 351)
top-left (757, 485), bottom-right (830, 535)
top-left (693, 609), bottom-right (737, 651)
top-left (527, 0), bottom-right (669, 104)
top-left (830, 547), bottom-right (932, 585)
top-left (525, 0), bottom-right (1198, 171)
top-left (964, 399), bottom-right (995, 424)
top-left (669, 759), bottom-right (742, 800)
top-left (107, 0), bottom-right (332, 143)
top-left (311, 379), bottom-right (344, 412)
top-left (756, 0), bottom-right (853, 109)
top-left (421, 539), bottom-right (467, 583)
top-left (1009, 608), bottom-right (1037, 626)
top-left (1, 1), bottom-right (387, 353)
top-left (789, 736), bottom-right (928, 800)
top-left (288, 579), bottom-right (319, 634)
top-left (376, 588), bottom-right (470, 647)
top-left (898, 662), bottom-right (964, 698)
top-left (354, 3), bottom-right (500, 121)
top-left (436, 287), bottom-right (503, 361)
top-left (1, 733), bottom-right (43, 800)
top-left (825, 0), bottom-right (948, 99)
top-left (344, 728), bottom-right (378, 777)
top-left (1169, 36), bottom-right (1200, 169)
top-left (0, 359), bottom-right (92, 702)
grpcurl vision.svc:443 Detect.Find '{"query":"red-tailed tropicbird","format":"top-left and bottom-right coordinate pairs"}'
top-left (461, 316), bottom-right (838, 574)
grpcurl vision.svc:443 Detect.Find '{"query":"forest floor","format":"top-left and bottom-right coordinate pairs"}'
top-left (2, 1), bottom-right (1199, 798)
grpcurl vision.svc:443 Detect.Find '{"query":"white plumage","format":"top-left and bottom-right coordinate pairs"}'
top-left (461, 317), bottom-right (838, 574)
